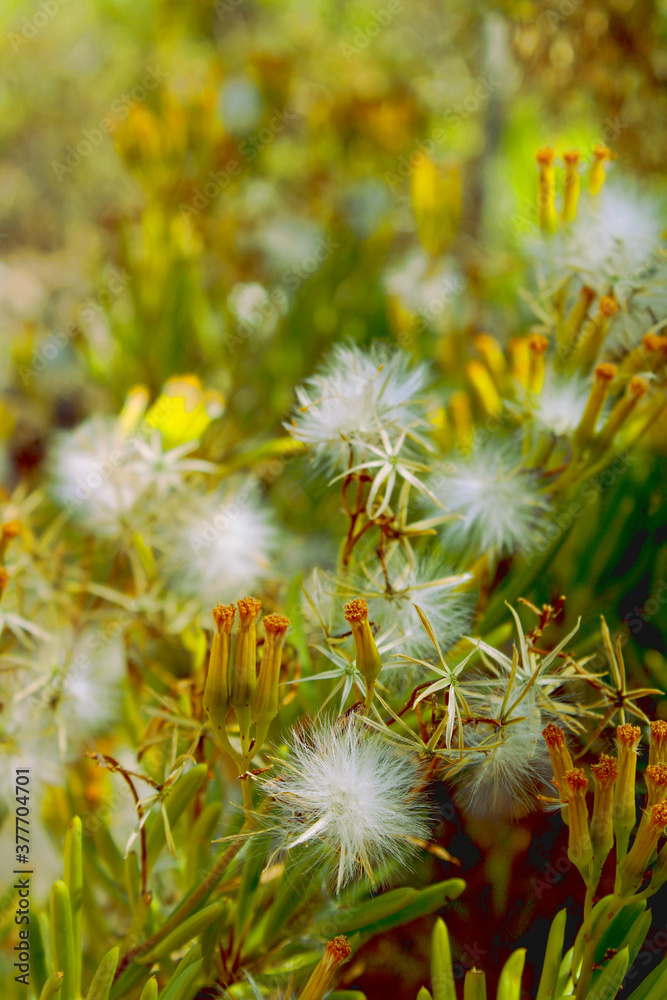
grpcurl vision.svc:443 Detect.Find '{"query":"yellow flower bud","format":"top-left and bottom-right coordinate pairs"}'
top-left (618, 800), bottom-right (667, 894)
top-left (614, 724), bottom-right (642, 860)
top-left (230, 596), bottom-right (262, 758)
top-left (251, 613), bottom-right (290, 755)
top-left (589, 144), bottom-right (611, 195)
top-left (543, 724), bottom-right (574, 824)
top-left (298, 936), bottom-right (351, 1000)
top-left (344, 599), bottom-right (382, 684)
top-left (573, 362), bottom-right (617, 446)
top-left (203, 604), bottom-right (235, 738)
top-left (645, 763), bottom-right (667, 809)
top-left (536, 147), bottom-right (558, 234)
top-left (590, 754), bottom-right (618, 882)
top-left (649, 721), bottom-right (667, 766)
top-left (562, 149), bottom-right (581, 222)
top-left (557, 768), bottom-right (594, 887)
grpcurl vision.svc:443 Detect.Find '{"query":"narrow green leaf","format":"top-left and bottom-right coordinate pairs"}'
top-left (589, 945), bottom-right (629, 1000)
top-left (417, 991), bottom-right (433, 1000)
top-left (625, 954), bottom-right (667, 1000)
top-left (234, 831), bottom-right (271, 940)
top-left (496, 949), bottom-right (526, 1000)
top-left (354, 880), bottom-right (466, 940)
top-left (315, 888), bottom-right (418, 936)
top-left (594, 899), bottom-right (646, 965)
top-left (431, 918), bottom-right (456, 1000)
top-left (555, 945), bottom-right (574, 998)
top-left (139, 977), bottom-right (158, 1000)
top-left (573, 895), bottom-right (613, 974)
top-left (159, 957), bottom-right (203, 1000)
top-left (109, 961), bottom-right (147, 1000)
top-left (536, 908), bottom-right (567, 1000)
top-left (85, 946), bottom-right (119, 1000)
top-left (624, 910), bottom-right (652, 970)
top-left (64, 817), bottom-right (83, 997)
top-left (185, 802), bottom-right (223, 888)
top-left (92, 819), bottom-right (125, 884)
top-left (30, 911), bottom-right (50, 998)
top-left (144, 764), bottom-right (208, 873)
top-left (50, 881), bottom-right (75, 1000)
top-left (39, 973), bottom-right (64, 1000)
top-left (464, 969), bottom-right (487, 1000)
top-left (141, 901), bottom-right (228, 962)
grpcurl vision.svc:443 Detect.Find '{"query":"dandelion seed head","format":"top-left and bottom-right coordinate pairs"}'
top-left (263, 717), bottom-right (430, 892)
top-left (162, 485), bottom-right (278, 611)
top-left (287, 343), bottom-right (430, 471)
top-left (430, 443), bottom-right (548, 558)
top-left (528, 372), bottom-right (591, 438)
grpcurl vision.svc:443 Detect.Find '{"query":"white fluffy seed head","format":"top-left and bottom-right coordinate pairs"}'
top-left (529, 372), bottom-right (591, 438)
top-left (160, 483), bottom-right (278, 610)
top-left (430, 442), bottom-right (549, 559)
top-left (287, 343), bottom-right (430, 471)
top-left (263, 717), bottom-right (431, 893)
top-left (452, 691), bottom-right (551, 818)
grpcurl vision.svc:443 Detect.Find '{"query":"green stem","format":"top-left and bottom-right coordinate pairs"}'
top-left (573, 892), bottom-right (627, 999)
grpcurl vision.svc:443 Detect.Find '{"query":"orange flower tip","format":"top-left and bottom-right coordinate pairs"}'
top-left (651, 720), bottom-right (667, 743)
top-left (595, 362), bottom-right (617, 382)
top-left (344, 597), bottom-right (370, 624)
top-left (593, 144), bottom-right (612, 161)
top-left (598, 296), bottom-right (619, 317)
top-left (650, 800), bottom-right (667, 829)
top-left (263, 613), bottom-right (291, 638)
top-left (646, 762), bottom-right (667, 787)
top-left (237, 596), bottom-right (263, 622)
top-left (536, 146), bottom-right (556, 166)
top-left (591, 754), bottom-right (618, 787)
top-left (564, 767), bottom-right (589, 793)
top-left (582, 285), bottom-right (596, 301)
top-left (1, 520), bottom-right (20, 539)
top-left (629, 376), bottom-right (649, 398)
top-left (212, 603), bottom-right (236, 633)
top-left (542, 723), bottom-right (566, 749)
top-left (325, 936), bottom-right (352, 965)
top-left (642, 333), bottom-right (667, 354)
top-left (0, 567), bottom-right (9, 593)
top-left (617, 723), bottom-right (642, 748)
top-left (563, 149), bottom-right (581, 165)
top-left (529, 333), bottom-right (549, 354)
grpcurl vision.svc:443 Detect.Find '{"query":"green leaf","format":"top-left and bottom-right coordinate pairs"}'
top-left (594, 899), bottom-right (647, 965)
top-left (39, 973), bottom-right (64, 1000)
top-left (286, 570), bottom-right (312, 671)
top-left (536, 908), bottom-right (567, 1000)
top-left (496, 949), bottom-right (526, 1000)
top-left (315, 888), bottom-right (418, 936)
top-left (624, 910), bottom-right (653, 970)
top-left (64, 817), bottom-right (83, 998)
top-left (354, 879), bottom-right (466, 940)
top-left (555, 945), bottom-right (574, 998)
top-left (572, 894), bottom-right (613, 974)
top-left (185, 801), bottom-right (223, 888)
top-left (91, 820), bottom-right (125, 885)
top-left (234, 832), bottom-right (271, 941)
top-left (589, 945), bottom-right (629, 1000)
top-left (85, 946), bottom-right (119, 1000)
top-left (144, 764), bottom-right (208, 873)
top-left (625, 955), bottom-right (667, 1000)
top-left (138, 977), bottom-right (158, 1000)
top-left (431, 918), bottom-right (456, 1000)
top-left (159, 958), bottom-right (203, 1000)
top-left (50, 881), bottom-right (75, 1000)
top-left (30, 911), bottom-right (50, 998)
top-left (141, 901), bottom-right (228, 962)
top-left (417, 991), bottom-right (433, 1000)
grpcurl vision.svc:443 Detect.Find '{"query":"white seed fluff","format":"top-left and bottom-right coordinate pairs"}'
top-left (430, 442), bottom-right (549, 559)
top-left (287, 343), bottom-right (430, 471)
top-left (263, 718), bottom-right (430, 892)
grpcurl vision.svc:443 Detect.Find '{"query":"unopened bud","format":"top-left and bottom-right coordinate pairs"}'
top-left (618, 800), bottom-right (667, 894)
top-left (649, 721), bottom-right (667, 766)
top-left (344, 599), bottom-right (382, 684)
top-left (203, 604), bottom-right (235, 738)
top-left (614, 724), bottom-right (642, 860)
top-left (230, 597), bottom-right (262, 757)
top-left (557, 768), bottom-right (594, 887)
top-left (590, 754), bottom-right (618, 882)
top-left (251, 614), bottom-right (290, 754)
